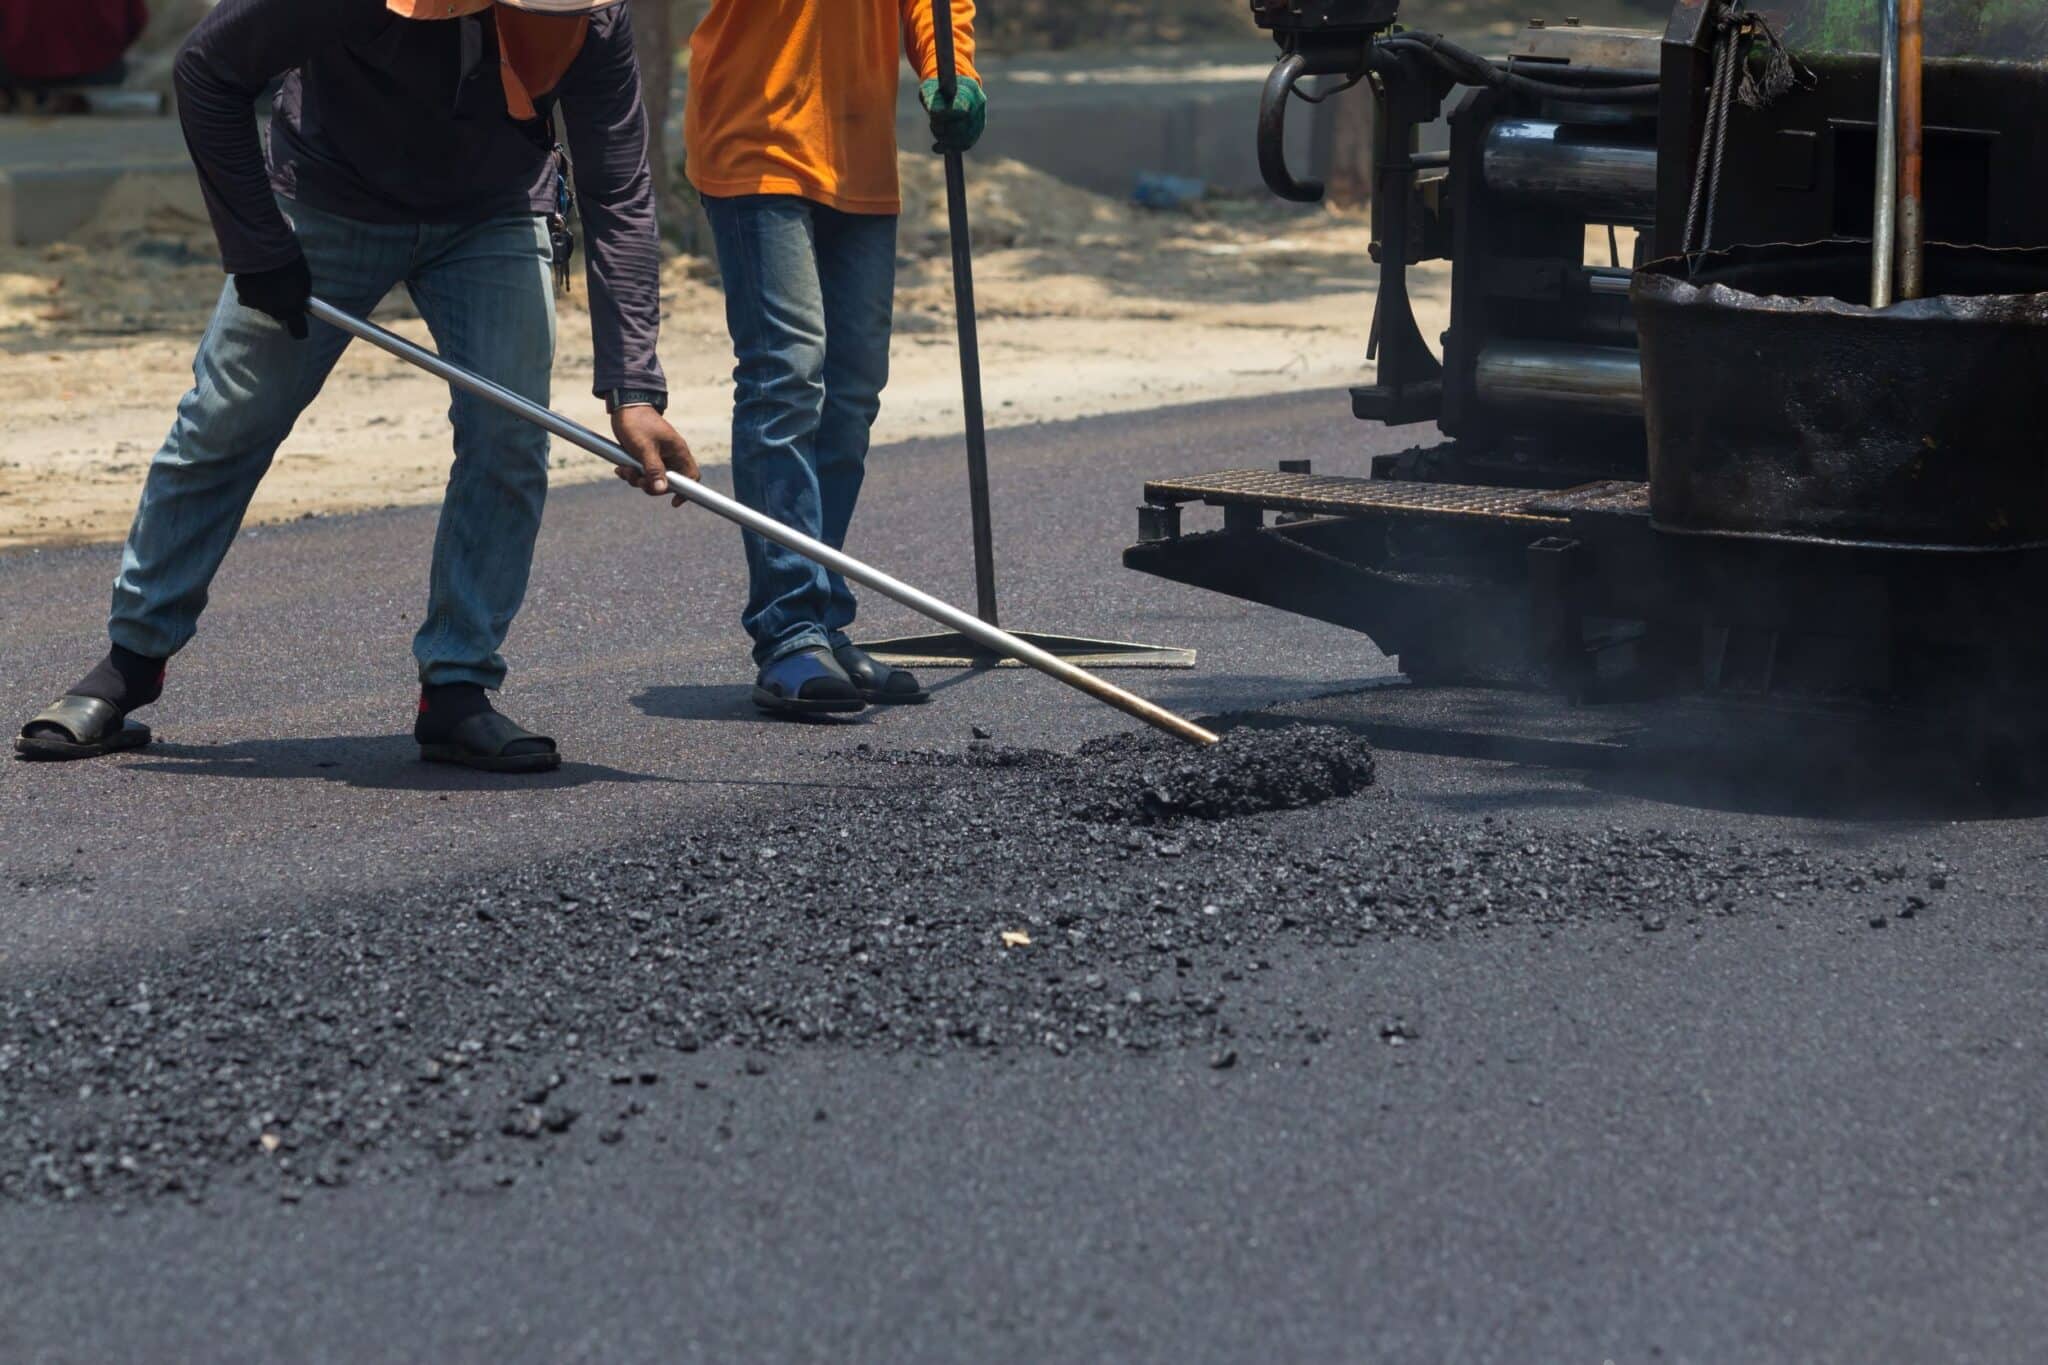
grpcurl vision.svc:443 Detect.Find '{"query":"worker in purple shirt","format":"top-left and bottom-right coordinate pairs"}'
top-left (15, 0), bottom-right (696, 773)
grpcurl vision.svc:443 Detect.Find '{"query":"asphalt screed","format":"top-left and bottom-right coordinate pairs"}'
top-left (0, 720), bottom-right (1951, 1206)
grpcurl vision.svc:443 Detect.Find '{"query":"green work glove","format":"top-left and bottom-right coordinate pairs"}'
top-left (919, 76), bottom-right (987, 154)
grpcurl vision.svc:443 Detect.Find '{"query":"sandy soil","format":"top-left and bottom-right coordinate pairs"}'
top-left (0, 157), bottom-right (1439, 553)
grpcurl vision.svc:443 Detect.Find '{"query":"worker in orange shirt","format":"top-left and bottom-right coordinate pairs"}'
top-left (638, 0), bottom-right (984, 715)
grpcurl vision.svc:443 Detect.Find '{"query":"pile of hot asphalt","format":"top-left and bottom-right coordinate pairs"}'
top-left (0, 723), bottom-right (1949, 1205)
top-left (872, 724), bottom-right (1381, 822)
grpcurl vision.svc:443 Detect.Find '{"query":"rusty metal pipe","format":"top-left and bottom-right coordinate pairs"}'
top-left (1896, 0), bottom-right (1925, 299)
top-left (305, 298), bottom-right (1221, 748)
top-left (1871, 0), bottom-right (1899, 307)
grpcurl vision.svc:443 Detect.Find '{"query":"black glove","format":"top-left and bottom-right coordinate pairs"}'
top-left (234, 254), bottom-right (312, 340)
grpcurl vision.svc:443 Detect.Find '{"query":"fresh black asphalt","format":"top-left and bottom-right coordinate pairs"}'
top-left (2, 393), bottom-right (2044, 1363)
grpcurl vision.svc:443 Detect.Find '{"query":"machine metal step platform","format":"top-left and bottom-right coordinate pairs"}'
top-left (1141, 469), bottom-right (1649, 530)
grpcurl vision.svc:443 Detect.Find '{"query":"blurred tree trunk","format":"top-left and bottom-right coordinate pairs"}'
top-left (630, 0), bottom-right (714, 256)
top-left (630, 0), bottom-right (674, 204)
top-left (1324, 81), bottom-right (1375, 209)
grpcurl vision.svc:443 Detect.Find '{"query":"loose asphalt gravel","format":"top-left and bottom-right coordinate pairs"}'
top-left (0, 724), bottom-right (1391, 1204)
top-left (5, 720), bottom-right (1948, 1210)
top-left (2, 393), bottom-right (2045, 1363)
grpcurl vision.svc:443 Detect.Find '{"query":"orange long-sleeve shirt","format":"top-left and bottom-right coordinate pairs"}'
top-left (685, 0), bottom-right (977, 216)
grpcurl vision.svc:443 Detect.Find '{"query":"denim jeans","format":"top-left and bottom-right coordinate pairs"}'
top-left (702, 193), bottom-right (896, 666)
top-left (108, 196), bottom-right (555, 688)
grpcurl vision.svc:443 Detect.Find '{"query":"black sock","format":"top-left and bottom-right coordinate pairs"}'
top-left (70, 646), bottom-right (166, 713)
top-left (414, 682), bottom-right (493, 744)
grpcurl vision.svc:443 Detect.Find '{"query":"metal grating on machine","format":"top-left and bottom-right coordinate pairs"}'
top-left (1525, 480), bottom-right (1651, 518)
top-left (1143, 469), bottom-right (1580, 527)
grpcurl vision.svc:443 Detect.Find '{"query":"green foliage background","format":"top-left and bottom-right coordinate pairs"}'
top-left (1762, 0), bottom-right (2046, 56)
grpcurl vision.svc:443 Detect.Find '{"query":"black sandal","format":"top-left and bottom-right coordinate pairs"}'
top-left (752, 648), bottom-right (867, 716)
top-left (835, 645), bottom-right (929, 705)
top-left (15, 696), bottom-right (152, 762)
top-left (419, 710), bottom-right (560, 774)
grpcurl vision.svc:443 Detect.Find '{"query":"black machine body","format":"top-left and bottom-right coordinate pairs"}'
top-left (1129, 1), bottom-right (2048, 748)
top-left (1249, 0), bottom-right (1402, 70)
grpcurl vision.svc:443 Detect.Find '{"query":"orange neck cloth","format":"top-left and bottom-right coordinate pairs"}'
top-left (384, 0), bottom-right (587, 121)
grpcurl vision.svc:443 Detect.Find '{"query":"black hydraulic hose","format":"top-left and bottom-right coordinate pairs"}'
top-left (1376, 34), bottom-right (1661, 102)
top-left (1380, 38), bottom-right (1660, 101)
top-left (1505, 76), bottom-right (1661, 100)
top-left (1261, 51), bottom-right (1326, 202)
top-left (1519, 64), bottom-right (1662, 85)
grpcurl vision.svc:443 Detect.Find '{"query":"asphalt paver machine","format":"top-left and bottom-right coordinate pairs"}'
top-left (1126, 1), bottom-right (2048, 740)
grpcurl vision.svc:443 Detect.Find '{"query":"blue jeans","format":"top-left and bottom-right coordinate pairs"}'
top-left (702, 194), bottom-right (896, 666)
top-left (109, 196), bottom-right (556, 688)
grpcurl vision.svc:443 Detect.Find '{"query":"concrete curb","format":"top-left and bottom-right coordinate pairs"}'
top-left (0, 161), bottom-right (204, 246)
top-left (2, 48), bottom-right (1331, 249)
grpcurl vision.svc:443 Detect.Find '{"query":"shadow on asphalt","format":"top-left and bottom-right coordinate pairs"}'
top-left (1588, 763), bottom-right (2048, 823)
top-left (1421, 760), bottom-right (2048, 822)
top-left (1227, 700), bottom-right (2048, 824)
top-left (631, 683), bottom-right (876, 728)
top-left (119, 736), bottom-right (675, 791)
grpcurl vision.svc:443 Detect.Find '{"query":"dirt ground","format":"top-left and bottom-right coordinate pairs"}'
top-left (0, 158), bottom-right (1435, 553)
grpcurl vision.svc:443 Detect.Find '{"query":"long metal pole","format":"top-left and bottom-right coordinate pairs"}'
top-left (1896, 0), bottom-right (1925, 300)
top-left (1870, 0), bottom-right (1900, 307)
top-left (931, 0), bottom-right (1000, 627)
top-left (306, 298), bottom-right (1219, 747)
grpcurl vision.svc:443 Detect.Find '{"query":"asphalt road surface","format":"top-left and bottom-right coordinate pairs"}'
top-left (2, 393), bottom-right (2045, 1364)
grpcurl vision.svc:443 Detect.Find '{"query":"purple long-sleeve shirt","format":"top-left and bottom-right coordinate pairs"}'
top-left (173, 0), bottom-right (664, 395)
